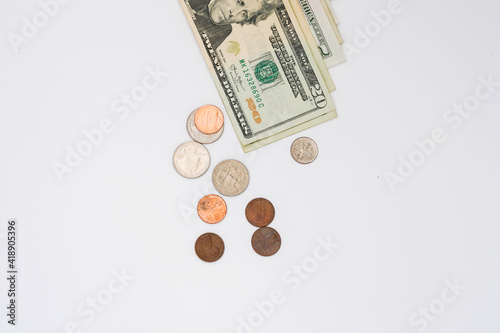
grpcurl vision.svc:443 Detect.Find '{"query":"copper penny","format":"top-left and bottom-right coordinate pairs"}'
top-left (194, 105), bottom-right (224, 134)
top-left (197, 194), bottom-right (227, 224)
top-left (195, 233), bottom-right (225, 263)
top-left (251, 227), bottom-right (281, 257)
top-left (245, 198), bottom-right (275, 227)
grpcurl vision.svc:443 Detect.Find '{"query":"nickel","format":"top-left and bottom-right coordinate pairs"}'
top-left (173, 141), bottom-right (210, 179)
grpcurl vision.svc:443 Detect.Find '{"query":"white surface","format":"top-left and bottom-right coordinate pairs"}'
top-left (1, 0), bottom-right (500, 332)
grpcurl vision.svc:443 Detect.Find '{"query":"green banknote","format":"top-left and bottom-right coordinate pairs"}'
top-left (179, 0), bottom-right (337, 152)
top-left (295, 0), bottom-right (345, 67)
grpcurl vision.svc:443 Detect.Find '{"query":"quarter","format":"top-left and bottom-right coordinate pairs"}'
top-left (212, 159), bottom-right (250, 197)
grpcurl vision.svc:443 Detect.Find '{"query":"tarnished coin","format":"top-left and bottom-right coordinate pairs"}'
top-left (194, 105), bottom-right (224, 135)
top-left (173, 141), bottom-right (210, 179)
top-left (212, 159), bottom-right (250, 197)
top-left (291, 137), bottom-right (318, 164)
top-left (195, 233), bottom-right (225, 263)
top-left (251, 227), bottom-right (281, 257)
top-left (187, 110), bottom-right (224, 144)
top-left (245, 198), bottom-right (275, 227)
top-left (197, 194), bottom-right (227, 224)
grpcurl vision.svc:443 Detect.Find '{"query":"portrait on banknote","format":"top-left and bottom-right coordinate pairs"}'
top-left (185, 0), bottom-right (280, 50)
top-left (180, 0), bottom-right (336, 152)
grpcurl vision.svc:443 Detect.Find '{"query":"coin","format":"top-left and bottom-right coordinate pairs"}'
top-left (187, 110), bottom-right (224, 144)
top-left (194, 105), bottom-right (224, 135)
top-left (212, 159), bottom-right (250, 197)
top-left (197, 194), bottom-right (227, 224)
top-left (245, 198), bottom-right (275, 227)
top-left (290, 137), bottom-right (318, 164)
top-left (251, 227), bottom-right (281, 257)
top-left (173, 141), bottom-right (210, 179)
top-left (195, 233), bottom-right (225, 263)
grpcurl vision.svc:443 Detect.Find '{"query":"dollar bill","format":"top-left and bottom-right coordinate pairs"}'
top-left (295, 0), bottom-right (345, 67)
top-left (321, 0), bottom-right (343, 44)
top-left (178, 0), bottom-right (337, 152)
top-left (288, 0), bottom-right (336, 91)
top-left (323, 0), bottom-right (339, 25)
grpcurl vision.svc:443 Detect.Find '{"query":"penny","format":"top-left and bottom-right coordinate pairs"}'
top-left (245, 198), bottom-right (275, 227)
top-left (173, 141), bottom-right (210, 179)
top-left (212, 159), bottom-right (250, 197)
top-left (291, 137), bottom-right (318, 164)
top-left (187, 110), bottom-right (224, 144)
top-left (197, 194), bottom-right (227, 224)
top-left (251, 227), bottom-right (281, 257)
top-left (195, 233), bottom-right (225, 263)
top-left (194, 105), bottom-right (224, 135)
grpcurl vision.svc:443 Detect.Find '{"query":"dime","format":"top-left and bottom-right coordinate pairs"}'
top-left (212, 159), bottom-right (250, 197)
top-left (173, 141), bottom-right (210, 179)
top-left (197, 194), bottom-right (227, 224)
top-left (186, 110), bottom-right (224, 144)
top-left (195, 233), bottom-right (225, 263)
top-left (290, 137), bottom-right (319, 164)
top-left (194, 105), bottom-right (224, 135)
top-left (245, 198), bottom-right (275, 227)
top-left (251, 227), bottom-right (281, 257)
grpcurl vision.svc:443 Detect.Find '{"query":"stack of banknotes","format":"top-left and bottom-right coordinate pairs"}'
top-left (179, 0), bottom-right (345, 152)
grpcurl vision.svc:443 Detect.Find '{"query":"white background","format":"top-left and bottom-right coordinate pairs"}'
top-left (1, 0), bottom-right (499, 332)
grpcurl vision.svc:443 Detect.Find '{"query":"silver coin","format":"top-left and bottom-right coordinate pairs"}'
top-left (291, 137), bottom-right (318, 164)
top-left (186, 110), bottom-right (224, 144)
top-left (212, 159), bottom-right (250, 197)
top-left (173, 141), bottom-right (210, 179)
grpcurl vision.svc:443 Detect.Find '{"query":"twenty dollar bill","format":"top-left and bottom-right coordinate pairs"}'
top-left (178, 0), bottom-right (337, 152)
top-left (295, 0), bottom-right (345, 67)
